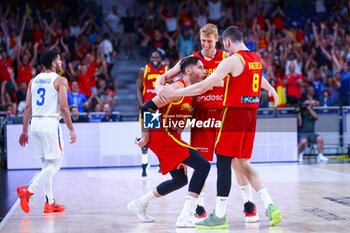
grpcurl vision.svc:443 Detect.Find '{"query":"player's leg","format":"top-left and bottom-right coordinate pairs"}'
top-left (141, 146), bottom-right (149, 177)
top-left (42, 157), bottom-right (65, 213)
top-left (196, 154), bottom-right (231, 229)
top-left (128, 168), bottom-right (188, 222)
top-left (298, 133), bottom-right (308, 162)
top-left (176, 149), bottom-right (211, 228)
top-left (232, 159), bottom-right (259, 223)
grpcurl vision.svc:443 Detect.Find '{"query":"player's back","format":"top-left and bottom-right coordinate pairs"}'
top-left (31, 72), bottom-right (61, 132)
top-left (224, 51), bottom-right (263, 109)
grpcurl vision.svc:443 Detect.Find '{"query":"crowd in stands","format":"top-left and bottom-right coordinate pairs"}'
top-left (135, 0), bottom-right (350, 108)
top-left (0, 1), bottom-right (118, 122)
top-left (1, 0), bottom-right (350, 123)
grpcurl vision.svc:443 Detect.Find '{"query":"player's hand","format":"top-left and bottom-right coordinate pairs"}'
top-left (135, 137), bottom-right (148, 148)
top-left (19, 132), bottom-right (29, 147)
top-left (268, 90), bottom-right (279, 108)
top-left (177, 163), bottom-right (187, 175)
top-left (69, 130), bottom-right (77, 144)
top-left (158, 84), bottom-right (173, 102)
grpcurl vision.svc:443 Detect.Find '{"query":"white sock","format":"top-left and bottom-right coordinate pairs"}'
top-left (138, 191), bottom-right (157, 204)
top-left (197, 192), bottom-right (205, 207)
top-left (215, 196), bottom-right (228, 218)
top-left (28, 181), bottom-right (39, 193)
top-left (141, 154), bottom-right (148, 164)
top-left (239, 184), bottom-right (253, 203)
top-left (180, 195), bottom-right (197, 216)
top-left (258, 188), bottom-right (273, 209)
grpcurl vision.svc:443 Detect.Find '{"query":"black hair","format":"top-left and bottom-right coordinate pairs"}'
top-left (149, 49), bottom-right (163, 60)
top-left (40, 50), bottom-right (59, 69)
top-left (180, 56), bottom-right (200, 74)
top-left (222, 26), bottom-right (243, 43)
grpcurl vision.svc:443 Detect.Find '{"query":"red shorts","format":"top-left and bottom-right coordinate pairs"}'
top-left (215, 107), bottom-right (257, 159)
top-left (148, 130), bottom-right (193, 175)
top-left (190, 109), bottom-right (222, 161)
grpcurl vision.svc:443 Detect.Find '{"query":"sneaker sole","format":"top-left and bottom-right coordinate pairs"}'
top-left (269, 210), bottom-right (282, 226)
top-left (245, 215), bottom-right (259, 223)
top-left (196, 223), bottom-right (229, 230)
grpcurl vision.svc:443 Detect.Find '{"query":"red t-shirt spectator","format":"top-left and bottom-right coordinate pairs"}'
top-left (283, 73), bottom-right (303, 99)
top-left (0, 59), bottom-right (13, 81)
top-left (17, 64), bottom-right (32, 85)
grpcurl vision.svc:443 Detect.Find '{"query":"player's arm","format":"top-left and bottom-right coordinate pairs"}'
top-left (19, 80), bottom-right (33, 147)
top-left (161, 56), bottom-right (240, 99)
top-left (155, 61), bottom-right (182, 93)
top-left (56, 76), bottom-right (77, 144)
top-left (136, 67), bottom-right (145, 105)
top-left (136, 82), bottom-right (184, 148)
top-left (261, 77), bottom-right (279, 107)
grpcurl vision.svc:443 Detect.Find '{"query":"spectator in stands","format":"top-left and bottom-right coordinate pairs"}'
top-left (297, 100), bottom-right (328, 162)
top-left (16, 43), bottom-right (38, 85)
top-left (16, 81), bottom-right (27, 114)
top-left (121, 8), bottom-right (136, 59)
top-left (71, 106), bottom-right (89, 123)
top-left (101, 103), bottom-right (118, 122)
top-left (319, 90), bottom-right (336, 107)
top-left (339, 62), bottom-right (350, 106)
top-left (283, 63), bottom-right (303, 106)
top-left (105, 5), bottom-right (122, 52)
top-left (68, 81), bottom-right (88, 112)
top-left (89, 103), bottom-right (104, 122)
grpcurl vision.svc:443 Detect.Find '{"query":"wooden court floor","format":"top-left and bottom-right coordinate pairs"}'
top-left (0, 162), bottom-right (349, 233)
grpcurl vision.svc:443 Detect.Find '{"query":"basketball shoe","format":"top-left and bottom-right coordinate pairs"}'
top-left (195, 205), bottom-right (207, 220)
top-left (44, 199), bottom-right (65, 213)
top-left (127, 200), bottom-right (155, 222)
top-left (266, 203), bottom-right (282, 226)
top-left (17, 186), bottom-right (33, 213)
top-left (195, 210), bottom-right (229, 229)
top-left (244, 201), bottom-right (259, 223)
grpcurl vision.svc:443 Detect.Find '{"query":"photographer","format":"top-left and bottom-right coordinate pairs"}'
top-left (297, 100), bottom-right (328, 162)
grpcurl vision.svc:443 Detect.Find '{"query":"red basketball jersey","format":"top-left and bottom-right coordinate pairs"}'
top-left (223, 51), bottom-right (263, 109)
top-left (148, 79), bottom-right (194, 175)
top-left (142, 64), bottom-right (168, 102)
top-left (192, 50), bottom-right (226, 110)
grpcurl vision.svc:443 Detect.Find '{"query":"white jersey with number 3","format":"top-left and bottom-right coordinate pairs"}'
top-left (31, 72), bottom-right (61, 119)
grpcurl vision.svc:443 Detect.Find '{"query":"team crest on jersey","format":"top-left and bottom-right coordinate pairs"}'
top-left (241, 96), bottom-right (260, 104)
top-left (180, 103), bottom-right (191, 111)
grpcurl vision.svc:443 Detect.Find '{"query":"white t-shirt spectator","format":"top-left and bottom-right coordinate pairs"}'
top-left (208, 0), bottom-right (222, 21)
top-left (69, 25), bottom-right (81, 37)
top-left (285, 60), bottom-right (302, 75)
top-left (99, 39), bottom-right (113, 64)
top-left (165, 17), bottom-right (177, 33)
top-left (196, 15), bottom-right (208, 28)
top-left (106, 13), bottom-right (122, 33)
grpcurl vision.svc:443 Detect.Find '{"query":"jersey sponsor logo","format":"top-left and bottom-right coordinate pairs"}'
top-left (241, 96), bottom-right (260, 104)
top-left (248, 62), bottom-right (262, 70)
top-left (196, 94), bottom-right (223, 102)
top-left (146, 89), bottom-right (156, 94)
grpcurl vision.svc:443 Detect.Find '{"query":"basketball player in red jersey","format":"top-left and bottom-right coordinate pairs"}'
top-left (159, 26), bottom-right (282, 229)
top-left (156, 24), bottom-right (259, 223)
top-left (136, 50), bottom-right (168, 177)
top-left (128, 56), bottom-right (210, 228)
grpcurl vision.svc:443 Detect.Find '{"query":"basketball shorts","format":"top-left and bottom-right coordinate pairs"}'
top-left (215, 107), bottom-right (257, 159)
top-left (190, 109), bottom-right (222, 161)
top-left (30, 118), bottom-right (64, 160)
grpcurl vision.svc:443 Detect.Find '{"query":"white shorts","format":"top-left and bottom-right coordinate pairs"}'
top-left (30, 118), bottom-right (64, 159)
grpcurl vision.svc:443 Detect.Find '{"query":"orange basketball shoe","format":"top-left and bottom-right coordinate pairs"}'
top-left (44, 200), bottom-right (65, 213)
top-left (17, 186), bottom-right (33, 213)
